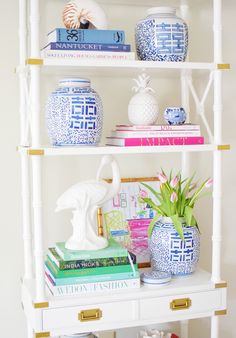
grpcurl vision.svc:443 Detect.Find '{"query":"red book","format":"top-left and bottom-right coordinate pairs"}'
top-left (106, 136), bottom-right (204, 147)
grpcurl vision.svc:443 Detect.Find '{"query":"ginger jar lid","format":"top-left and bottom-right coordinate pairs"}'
top-left (147, 7), bottom-right (176, 16)
top-left (140, 270), bottom-right (171, 285)
top-left (59, 78), bottom-right (91, 87)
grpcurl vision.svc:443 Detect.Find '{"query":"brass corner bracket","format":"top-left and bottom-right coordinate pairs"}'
top-left (215, 282), bottom-right (227, 289)
top-left (26, 58), bottom-right (43, 65)
top-left (33, 301), bottom-right (49, 309)
top-left (215, 309), bottom-right (227, 316)
top-left (217, 144), bottom-right (230, 151)
top-left (27, 149), bottom-right (45, 156)
top-left (35, 332), bottom-right (50, 338)
top-left (217, 63), bottom-right (230, 70)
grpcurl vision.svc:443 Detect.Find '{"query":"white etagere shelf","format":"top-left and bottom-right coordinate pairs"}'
top-left (18, 144), bottom-right (230, 157)
top-left (26, 58), bottom-right (230, 78)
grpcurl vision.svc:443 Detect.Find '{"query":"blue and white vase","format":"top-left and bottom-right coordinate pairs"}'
top-left (135, 7), bottom-right (188, 62)
top-left (164, 106), bottom-right (186, 125)
top-left (149, 217), bottom-right (200, 276)
top-left (46, 78), bottom-right (103, 146)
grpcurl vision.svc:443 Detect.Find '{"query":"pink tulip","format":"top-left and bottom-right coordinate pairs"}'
top-left (170, 191), bottom-right (178, 203)
top-left (157, 173), bottom-right (167, 184)
top-left (205, 178), bottom-right (213, 188)
top-left (139, 189), bottom-right (148, 198)
top-left (170, 176), bottom-right (179, 188)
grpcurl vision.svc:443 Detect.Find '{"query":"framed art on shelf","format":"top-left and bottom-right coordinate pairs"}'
top-left (100, 177), bottom-right (160, 268)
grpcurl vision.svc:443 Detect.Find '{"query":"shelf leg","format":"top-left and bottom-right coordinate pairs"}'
top-left (31, 156), bottom-right (45, 300)
top-left (21, 154), bottom-right (34, 279)
top-left (211, 316), bottom-right (219, 338)
top-left (27, 323), bottom-right (34, 338)
top-left (180, 320), bottom-right (189, 338)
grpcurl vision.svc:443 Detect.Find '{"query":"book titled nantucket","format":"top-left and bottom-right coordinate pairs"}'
top-left (48, 28), bottom-right (125, 44)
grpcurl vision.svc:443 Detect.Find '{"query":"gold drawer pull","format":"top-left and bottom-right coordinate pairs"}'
top-left (78, 308), bottom-right (102, 322)
top-left (170, 298), bottom-right (192, 311)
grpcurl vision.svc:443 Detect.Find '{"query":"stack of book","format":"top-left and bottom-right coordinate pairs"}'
top-left (106, 124), bottom-right (204, 147)
top-left (45, 239), bottom-right (140, 297)
top-left (41, 28), bottom-right (135, 61)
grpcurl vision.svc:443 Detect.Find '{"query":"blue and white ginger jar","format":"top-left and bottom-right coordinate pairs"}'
top-left (164, 106), bottom-right (186, 125)
top-left (149, 217), bottom-right (200, 276)
top-left (135, 7), bottom-right (188, 62)
top-left (46, 78), bottom-right (103, 146)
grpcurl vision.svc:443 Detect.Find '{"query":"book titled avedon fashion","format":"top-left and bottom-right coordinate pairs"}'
top-left (45, 274), bottom-right (140, 296)
top-left (106, 136), bottom-right (204, 147)
top-left (41, 50), bottom-right (135, 61)
top-left (43, 42), bottom-right (131, 52)
top-left (48, 28), bottom-right (125, 44)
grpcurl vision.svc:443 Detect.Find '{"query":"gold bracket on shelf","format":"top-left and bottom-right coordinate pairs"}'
top-left (27, 149), bottom-right (45, 156)
top-left (35, 332), bottom-right (50, 338)
top-left (33, 301), bottom-right (49, 309)
top-left (217, 63), bottom-right (230, 70)
top-left (215, 282), bottom-right (227, 288)
top-left (217, 144), bottom-right (230, 151)
top-left (78, 308), bottom-right (102, 322)
top-left (170, 298), bottom-right (192, 311)
top-left (26, 58), bottom-right (43, 65)
top-left (215, 309), bottom-right (227, 316)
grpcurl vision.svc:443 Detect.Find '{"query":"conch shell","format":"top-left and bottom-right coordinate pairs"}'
top-left (63, 0), bottom-right (108, 29)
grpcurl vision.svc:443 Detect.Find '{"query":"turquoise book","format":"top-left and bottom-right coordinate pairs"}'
top-left (48, 28), bottom-right (125, 44)
top-left (45, 256), bottom-right (137, 278)
top-left (55, 239), bottom-right (128, 261)
top-left (45, 265), bottom-right (139, 286)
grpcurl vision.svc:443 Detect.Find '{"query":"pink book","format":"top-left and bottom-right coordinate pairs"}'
top-left (106, 136), bottom-right (204, 147)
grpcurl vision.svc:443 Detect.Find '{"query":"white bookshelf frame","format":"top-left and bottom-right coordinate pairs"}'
top-left (18, 0), bottom-right (229, 337)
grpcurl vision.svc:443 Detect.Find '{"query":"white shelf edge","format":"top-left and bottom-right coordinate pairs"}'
top-left (18, 144), bottom-right (219, 156)
top-left (42, 58), bottom-right (217, 71)
top-left (22, 268), bottom-right (216, 307)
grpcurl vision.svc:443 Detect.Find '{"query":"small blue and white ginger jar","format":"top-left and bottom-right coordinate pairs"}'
top-left (46, 78), bottom-right (103, 146)
top-left (149, 217), bottom-right (200, 276)
top-left (135, 7), bottom-right (188, 62)
top-left (164, 106), bottom-right (186, 125)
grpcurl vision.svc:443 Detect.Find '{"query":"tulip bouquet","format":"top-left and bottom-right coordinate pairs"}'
top-left (140, 170), bottom-right (213, 240)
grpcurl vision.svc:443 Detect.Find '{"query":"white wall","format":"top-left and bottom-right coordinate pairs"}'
top-left (0, 1), bottom-right (235, 337)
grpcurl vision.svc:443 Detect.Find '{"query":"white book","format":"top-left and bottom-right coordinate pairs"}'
top-left (110, 129), bottom-right (201, 138)
top-left (45, 274), bottom-right (141, 297)
top-left (115, 124), bottom-right (201, 131)
top-left (41, 49), bottom-right (135, 61)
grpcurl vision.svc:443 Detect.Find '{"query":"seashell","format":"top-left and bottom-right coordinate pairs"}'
top-left (63, 0), bottom-right (108, 30)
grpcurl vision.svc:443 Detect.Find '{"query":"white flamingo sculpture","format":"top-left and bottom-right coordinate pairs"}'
top-left (56, 155), bottom-right (120, 250)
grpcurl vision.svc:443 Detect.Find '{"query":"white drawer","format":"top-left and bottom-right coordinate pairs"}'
top-left (140, 290), bottom-right (223, 320)
top-left (43, 300), bottom-right (137, 331)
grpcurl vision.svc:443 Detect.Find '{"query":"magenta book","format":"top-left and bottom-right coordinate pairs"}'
top-left (106, 136), bottom-right (204, 147)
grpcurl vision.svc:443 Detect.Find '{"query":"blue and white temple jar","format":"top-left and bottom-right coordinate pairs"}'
top-left (164, 106), bottom-right (186, 125)
top-left (135, 7), bottom-right (188, 62)
top-left (46, 78), bottom-right (103, 146)
top-left (149, 217), bottom-right (200, 276)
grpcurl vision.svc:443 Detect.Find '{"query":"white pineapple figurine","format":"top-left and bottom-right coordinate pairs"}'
top-left (128, 73), bottom-right (158, 125)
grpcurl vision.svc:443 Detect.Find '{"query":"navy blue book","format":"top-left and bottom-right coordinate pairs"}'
top-left (42, 42), bottom-right (131, 52)
top-left (48, 28), bottom-right (125, 44)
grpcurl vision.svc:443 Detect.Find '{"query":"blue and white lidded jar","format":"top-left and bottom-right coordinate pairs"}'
top-left (46, 78), bottom-right (103, 146)
top-left (164, 106), bottom-right (186, 125)
top-left (149, 217), bottom-right (200, 276)
top-left (135, 7), bottom-right (188, 62)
